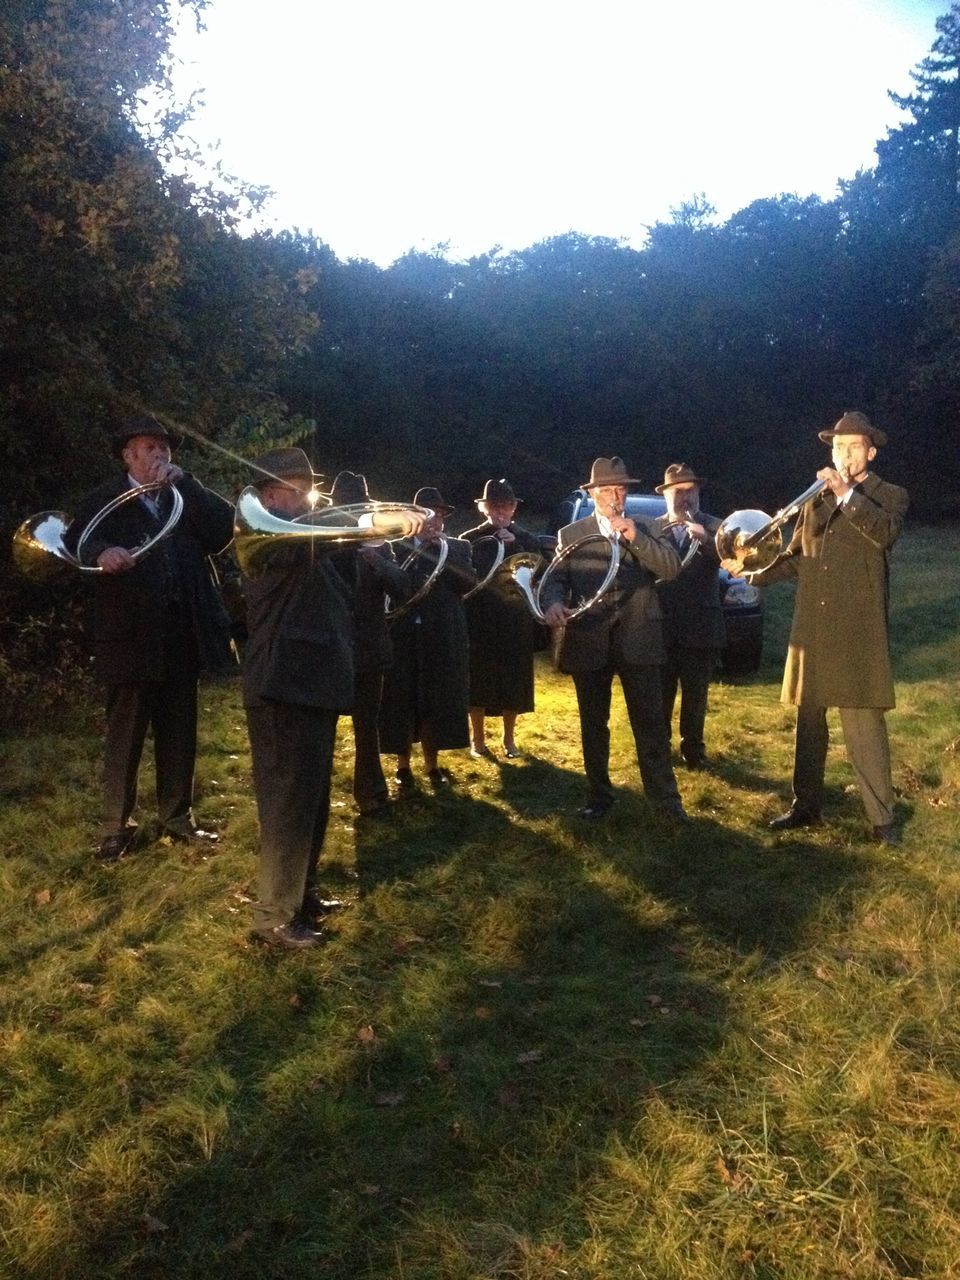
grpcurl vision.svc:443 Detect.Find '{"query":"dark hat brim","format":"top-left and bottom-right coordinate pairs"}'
top-left (818, 426), bottom-right (887, 448)
top-left (111, 426), bottom-right (183, 458)
top-left (583, 476), bottom-right (641, 489)
top-left (655, 475), bottom-right (706, 493)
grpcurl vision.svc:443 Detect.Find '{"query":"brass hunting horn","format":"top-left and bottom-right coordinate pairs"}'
top-left (13, 481), bottom-right (184, 581)
top-left (715, 478), bottom-right (828, 575)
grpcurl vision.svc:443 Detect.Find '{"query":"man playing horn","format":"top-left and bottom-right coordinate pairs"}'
top-left (241, 448), bottom-right (357, 949)
top-left (541, 456), bottom-right (687, 822)
top-left (652, 463), bottom-right (725, 770)
top-left (64, 414), bottom-right (234, 861)
top-left (730, 412), bottom-right (908, 845)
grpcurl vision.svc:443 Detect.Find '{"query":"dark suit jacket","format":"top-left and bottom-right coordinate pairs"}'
top-left (242, 543), bottom-right (355, 712)
top-left (652, 512), bottom-right (725, 651)
top-left (540, 514), bottom-right (680, 673)
top-left (64, 472), bottom-right (235, 683)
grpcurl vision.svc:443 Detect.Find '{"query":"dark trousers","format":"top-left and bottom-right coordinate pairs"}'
top-left (351, 668), bottom-right (389, 813)
top-left (792, 703), bottom-right (894, 827)
top-left (572, 662), bottom-right (681, 809)
top-left (661, 645), bottom-right (714, 764)
top-left (101, 632), bottom-right (199, 837)
top-left (246, 702), bottom-right (338, 930)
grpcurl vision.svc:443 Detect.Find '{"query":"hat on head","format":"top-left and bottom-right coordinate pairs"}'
top-left (413, 485), bottom-right (455, 514)
top-left (818, 410), bottom-right (887, 449)
top-left (476, 477), bottom-right (520, 505)
top-left (655, 462), bottom-right (706, 494)
top-left (111, 414), bottom-right (182, 458)
top-left (331, 470), bottom-right (371, 505)
top-left (251, 447), bottom-right (322, 492)
top-left (583, 456), bottom-right (641, 489)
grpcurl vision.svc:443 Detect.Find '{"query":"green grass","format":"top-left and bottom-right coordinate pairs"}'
top-left (1, 526), bottom-right (958, 1279)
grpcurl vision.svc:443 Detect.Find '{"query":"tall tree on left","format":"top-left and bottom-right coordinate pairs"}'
top-left (0, 0), bottom-right (317, 515)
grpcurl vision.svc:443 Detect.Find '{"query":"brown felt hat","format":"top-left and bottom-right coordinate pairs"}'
top-left (476, 477), bottom-right (521, 505)
top-left (818, 410), bottom-right (887, 448)
top-left (111, 415), bottom-right (182, 458)
top-left (582, 456), bottom-right (641, 489)
top-left (251, 447), bottom-right (322, 492)
top-left (655, 462), bottom-right (706, 493)
top-left (413, 485), bottom-right (455, 514)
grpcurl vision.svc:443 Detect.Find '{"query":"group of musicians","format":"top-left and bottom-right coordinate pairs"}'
top-left (64, 409), bottom-right (908, 949)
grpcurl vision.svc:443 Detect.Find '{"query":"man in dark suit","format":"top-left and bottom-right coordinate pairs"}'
top-left (241, 448), bottom-right (357, 950)
top-left (725, 412), bottom-right (908, 845)
top-left (65, 415), bottom-right (234, 860)
top-left (652, 463), bottom-right (725, 770)
top-left (541, 457), bottom-right (686, 821)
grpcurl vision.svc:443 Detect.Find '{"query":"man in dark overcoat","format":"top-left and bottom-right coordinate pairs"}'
top-left (65, 415), bottom-right (234, 860)
top-left (378, 486), bottom-right (477, 787)
top-left (328, 470), bottom-right (413, 819)
top-left (732, 412), bottom-right (908, 844)
top-left (541, 457), bottom-right (686, 821)
top-left (652, 463), bottom-right (725, 770)
top-left (241, 448), bottom-right (356, 949)
top-left (462, 477), bottom-right (544, 759)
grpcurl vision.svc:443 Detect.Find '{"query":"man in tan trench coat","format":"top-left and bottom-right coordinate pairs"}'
top-left (727, 412), bottom-right (908, 844)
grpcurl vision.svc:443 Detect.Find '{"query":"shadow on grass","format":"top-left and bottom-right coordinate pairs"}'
top-left (52, 768), bottom-right (888, 1280)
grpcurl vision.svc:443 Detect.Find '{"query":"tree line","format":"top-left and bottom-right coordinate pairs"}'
top-left (3, 0), bottom-right (959, 545)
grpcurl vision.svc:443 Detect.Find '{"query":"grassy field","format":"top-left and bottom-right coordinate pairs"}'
top-left (1, 526), bottom-right (958, 1280)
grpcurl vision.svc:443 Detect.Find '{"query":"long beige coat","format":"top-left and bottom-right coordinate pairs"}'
top-left (760, 473), bottom-right (908, 708)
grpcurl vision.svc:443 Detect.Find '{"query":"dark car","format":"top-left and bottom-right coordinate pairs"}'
top-left (550, 489), bottom-right (764, 675)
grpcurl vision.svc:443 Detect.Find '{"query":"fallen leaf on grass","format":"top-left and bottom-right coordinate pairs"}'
top-left (629, 1018), bottom-right (651, 1029)
top-left (34, 888), bottom-right (51, 906)
top-left (360, 1185), bottom-right (381, 1196)
top-left (516, 1049), bottom-right (543, 1065)
top-left (392, 935), bottom-right (426, 954)
top-left (141, 1212), bottom-right (168, 1234)
top-left (477, 979), bottom-right (503, 989)
top-left (716, 1156), bottom-right (747, 1192)
top-left (473, 1005), bottom-right (493, 1020)
top-left (357, 1024), bottom-right (376, 1044)
top-left (432, 1055), bottom-right (453, 1073)
top-left (373, 1091), bottom-right (405, 1107)
top-left (813, 966), bottom-right (831, 982)
top-left (646, 994), bottom-right (663, 1007)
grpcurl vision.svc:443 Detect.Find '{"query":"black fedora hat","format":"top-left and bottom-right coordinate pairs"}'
top-left (476, 477), bottom-right (520, 505)
top-left (251, 447), bottom-right (323, 492)
top-left (111, 414), bottom-right (183, 458)
top-left (331, 470), bottom-right (371, 505)
top-left (818, 410), bottom-right (887, 449)
top-left (413, 485), bottom-right (455, 514)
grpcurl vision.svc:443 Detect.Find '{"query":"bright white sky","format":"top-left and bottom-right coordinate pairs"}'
top-left (168, 0), bottom-right (947, 266)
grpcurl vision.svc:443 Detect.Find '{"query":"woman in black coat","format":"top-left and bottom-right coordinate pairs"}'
top-left (461, 478), bottom-right (544, 759)
top-left (378, 487), bottom-right (477, 787)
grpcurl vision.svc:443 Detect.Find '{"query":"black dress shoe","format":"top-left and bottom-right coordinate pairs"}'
top-left (358, 801), bottom-right (394, 821)
top-left (657, 802), bottom-right (690, 823)
top-left (301, 889), bottom-right (349, 923)
top-left (683, 755), bottom-right (708, 771)
top-left (872, 823), bottom-right (902, 846)
top-left (251, 920), bottom-right (324, 950)
top-left (769, 809), bottom-right (820, 831)
top-left (394, 767), bottom-right (416, 789)
top-left (97, 825), bottom-right (137, 862)
top-left (428, 767), bottom-right (453, 786)
top-left (162, 823), bottom-right (220, 845)
top-left (578, 801), bottom-right (612, 820)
